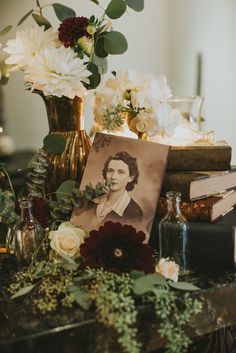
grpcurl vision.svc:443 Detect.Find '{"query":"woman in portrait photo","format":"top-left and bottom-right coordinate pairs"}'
top-left (97, 151), bottom-right (143, 223)
top-left (71, 151), bottom-right (143, 232)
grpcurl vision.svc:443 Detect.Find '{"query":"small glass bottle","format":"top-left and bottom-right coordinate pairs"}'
top-left (8, 197), bottom-right (43, 270)
top-left (159, 191), bottom-right (190, 273)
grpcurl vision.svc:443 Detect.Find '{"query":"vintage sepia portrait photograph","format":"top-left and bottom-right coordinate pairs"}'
top-left (71, 133), bottom-right (170, 241)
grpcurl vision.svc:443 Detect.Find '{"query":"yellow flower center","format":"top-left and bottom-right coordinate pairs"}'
top-left (113, 248), bottom-right (123, 258)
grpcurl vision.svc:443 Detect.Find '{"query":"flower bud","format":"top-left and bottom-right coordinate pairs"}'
top-left (87, 24), bottom-right (96, 35)
top-left (124, 89), bottom-right (131, 101)
top-left (77, 36), bottom-right (93, 55)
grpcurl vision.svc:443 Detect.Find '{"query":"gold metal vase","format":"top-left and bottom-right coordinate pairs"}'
top-left (126, 112), bottom-right (147, 141)
top-left (39, 93), bottom-right (92, 193)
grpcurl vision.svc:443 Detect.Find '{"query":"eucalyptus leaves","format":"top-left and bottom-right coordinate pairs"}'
top-left (0, 0), bottom-right (145, 92)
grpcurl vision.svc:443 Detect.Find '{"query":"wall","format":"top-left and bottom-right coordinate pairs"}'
top-left (0, 0), bottom-right (169, 151)
top-left (167, 0), bottom-right (236, 162)
top-left (1, 0), bottom-right (236, 163)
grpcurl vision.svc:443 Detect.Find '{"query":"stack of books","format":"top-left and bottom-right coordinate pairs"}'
top-left (154, 142), bottom-right (236, 268)
top-left (159, 142), bottom-right (235, 222)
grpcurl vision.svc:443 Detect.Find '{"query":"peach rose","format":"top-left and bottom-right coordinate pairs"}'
top-left (155, 258), bottom-right (179, 282)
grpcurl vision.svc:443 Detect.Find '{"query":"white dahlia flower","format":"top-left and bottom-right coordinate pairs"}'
top-left (3, 27), bottom-right (59, 71)
top-left (25, 46), bottom-right (91, 98)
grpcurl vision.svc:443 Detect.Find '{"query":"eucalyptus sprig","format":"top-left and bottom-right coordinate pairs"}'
top-left (49, 180), bottom-right (109, 222)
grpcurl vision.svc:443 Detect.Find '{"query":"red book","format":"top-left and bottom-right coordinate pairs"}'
top-left (158, 190), bottom-right (236, 222)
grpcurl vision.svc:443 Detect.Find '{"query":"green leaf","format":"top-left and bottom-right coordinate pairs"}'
top-left (130, 270), bottom-right (145, 279)
top-left (106, 0), bottom-right (126, 19)
top-left (34, 261), bottom-right (45, 278)
top-left (56, 180), bottom-right (77, 202)
top-left (17, 9), bottom-right (34, 26)
top-left (152, 287), bottom-right (167, 296)
top-left (0, 25), bottom-right (12, 38)
top-left (0, 195), bottom-right (5, 212)
top-left (133, 273), bottom-right (167, 296)
top-left (104, 31), bottom-right (128, 55)
top-left (32, 13), bottom-right (52, 29)
top-left (52, 3), bottom-right (76, 21)
top-left (95, 35), bottom-right (108, 58)
top-left (92, 54), bottom-right (108, 75)
top-left (90, 0), bottom-right (99, 4)
top-left (43, 134), bottom-right (67, 154)
top-left (11, 284), bottom-right (37, 299)
top-left (87, 62), bottom-right (101, 89)
top-left (168, 281), bottom-right (200, 291)
top-left (63, 260), bottom-right (80, 271)
top-left (73, 275), bottom-right (92, 283)
top-left (71, 288), bottom-right (92, 310)
top-left (126, 0), bottom-right (144, 12)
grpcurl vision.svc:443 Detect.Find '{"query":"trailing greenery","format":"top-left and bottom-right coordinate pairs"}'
top-left (8, 253), bottom-right (202, 353)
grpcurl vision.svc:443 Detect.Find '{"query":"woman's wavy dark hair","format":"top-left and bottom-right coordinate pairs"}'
top-left (102, 151), bottom-right (139, 191)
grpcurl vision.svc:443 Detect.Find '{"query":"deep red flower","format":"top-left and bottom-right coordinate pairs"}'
top-left (32, 197), bottom-right (51, 228)
top-left (80, 221), bottom-right (154, 274)
top-left (58, 16), bottom-right (90, 47)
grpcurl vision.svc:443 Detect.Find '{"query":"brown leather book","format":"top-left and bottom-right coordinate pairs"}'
top-left (162, 168), bottom-right (236, 201)
top-left (167, 142), bottom-right (231, 171)
top-left (158, 190), bottom-right (236, 222)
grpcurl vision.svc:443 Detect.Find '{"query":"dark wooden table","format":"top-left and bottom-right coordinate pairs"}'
top-left (0, 264), bottom-right (236, 353)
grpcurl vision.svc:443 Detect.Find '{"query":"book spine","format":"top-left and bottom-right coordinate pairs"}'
top-left (162, 172), bottom-right (196, 200)
top-left (167, 147), bottom-right (231, 171)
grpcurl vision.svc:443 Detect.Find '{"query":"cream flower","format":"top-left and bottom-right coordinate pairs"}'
top-left (25, 46), bottom-right (91, 98)
top-left (49, 222), bottom-right (86, 259)
top-left (155, 258), bottom-right (179, 282)
top-left (93, 70), bottom-right (174, 135)
top-left (131, 109), bottom-right (156, 134)
top-left (3, 27), bottom-right (58, 71)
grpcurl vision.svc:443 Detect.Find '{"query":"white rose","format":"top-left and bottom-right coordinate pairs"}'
top-left (155, 258), bottom-right (179, 282)
top-left (49, 222), bottom-right (86, 259)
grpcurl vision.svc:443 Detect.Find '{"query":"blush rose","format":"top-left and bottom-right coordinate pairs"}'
top-left (155, 258), bottom-right (179, 282)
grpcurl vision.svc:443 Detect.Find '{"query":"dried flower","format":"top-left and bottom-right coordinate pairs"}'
top-left (155, 258), bottom-right (179, 282)
top-left (80, 221), bottom-right (154, 274)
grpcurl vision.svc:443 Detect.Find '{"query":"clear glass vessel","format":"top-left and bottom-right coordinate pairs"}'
top-left (7, 197), bottom-right (43, 270)
top-left (159, 191), bottom-right (190, 273)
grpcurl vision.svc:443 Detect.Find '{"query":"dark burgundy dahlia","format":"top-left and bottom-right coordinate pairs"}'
top-left (80, 221), bottom-right (154, 274)
top-left (58, 16), bottom-right (90, 47)
top-left (32, 197), bottom-right (51, 228)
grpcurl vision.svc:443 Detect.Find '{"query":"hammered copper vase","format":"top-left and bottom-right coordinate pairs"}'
top-left (39, 93), bottom-right (92, 193)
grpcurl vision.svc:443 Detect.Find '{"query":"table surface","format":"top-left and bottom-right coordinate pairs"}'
top-left (0, 264), bottom-right (236, 353)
